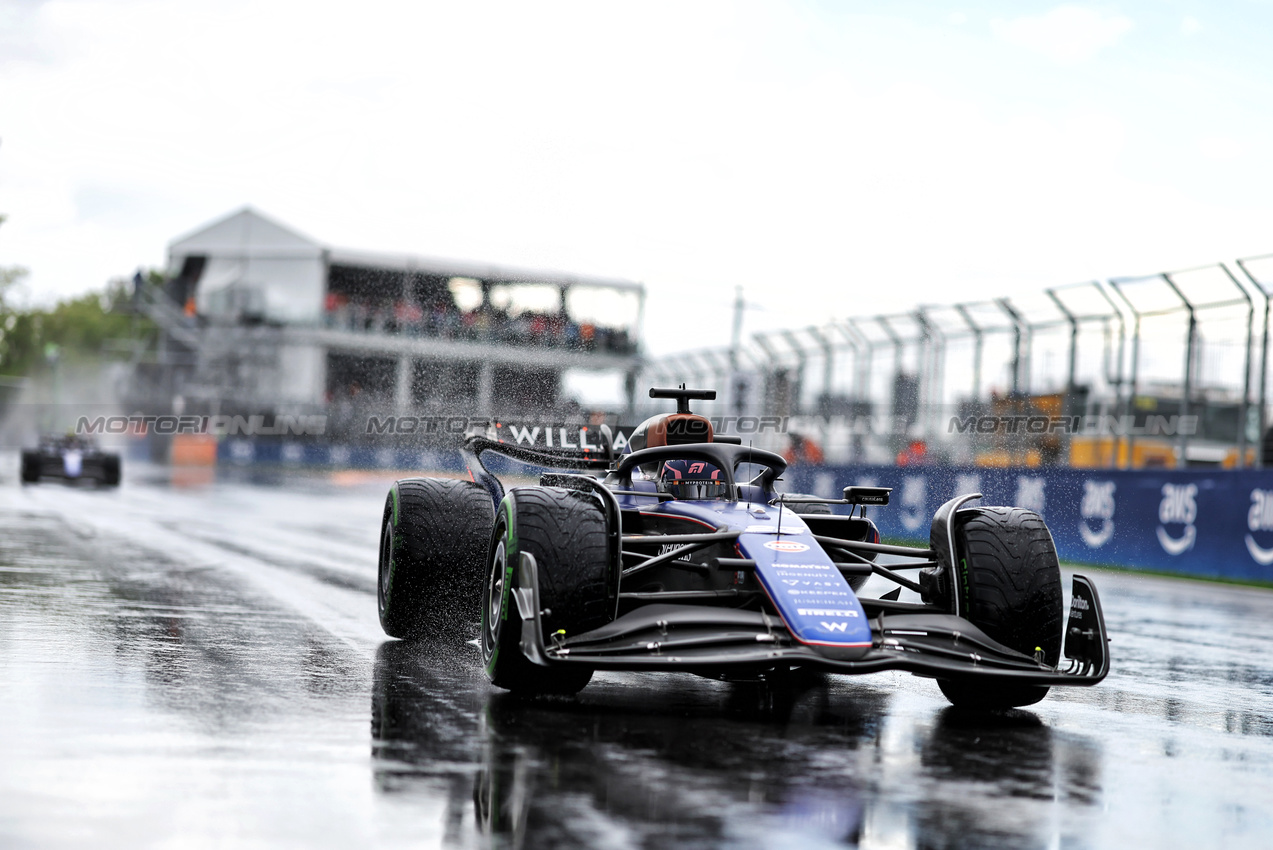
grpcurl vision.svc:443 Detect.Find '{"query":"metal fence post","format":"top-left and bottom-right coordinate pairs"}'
top-left (1236, 258), bottom-right (1270, 468)
top-left (995, 298), bottom-right (1029, 396)
top-left (915, 307), bottom-right (945, 441)
top-left (1160, 273), bottom-right (1196, 469)
top-left (1108, 280), bottom-right (1142, 469)
top-left (1220, 264), bottom-right (1255, 468)
top-left (1092, 282), bottom-right (1128, 467)
top-left (954, 303), bottom-right (984, 401)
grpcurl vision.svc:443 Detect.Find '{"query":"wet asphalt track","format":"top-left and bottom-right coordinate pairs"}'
top-left (1, 465), bottom-right (1273, 849)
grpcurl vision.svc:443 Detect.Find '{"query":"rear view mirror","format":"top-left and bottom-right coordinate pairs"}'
top-left (843, 486), bottom-right (891, 506)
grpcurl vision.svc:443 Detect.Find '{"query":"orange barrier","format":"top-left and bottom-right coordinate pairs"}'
top-left (171, 434), bottom-right (218, 466)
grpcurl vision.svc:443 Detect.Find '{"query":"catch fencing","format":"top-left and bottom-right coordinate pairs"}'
top-left (642, 255), bottom-right (1273, 469)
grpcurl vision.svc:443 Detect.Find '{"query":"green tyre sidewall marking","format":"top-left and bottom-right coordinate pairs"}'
top-left (958, 555), bottom-right (970, 613)
top-left (483, 496), bottom-right (518, 678)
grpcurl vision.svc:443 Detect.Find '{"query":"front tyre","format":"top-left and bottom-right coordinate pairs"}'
top-left (929, 507), bottom-right (1062, 709)
top-left (481, 487), bottom-right (611, 695)
top-left (378, 477), bottom-right (495, 639)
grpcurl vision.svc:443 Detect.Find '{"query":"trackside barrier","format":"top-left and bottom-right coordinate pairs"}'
top-left (212, 439), bottom-right (607, 477)
top-left (211, 441), bottom-right (1273, 581)
top-left (784, 464), bottom-right (1273, 582)
top-left (215, 439), bottom-right (465, 473)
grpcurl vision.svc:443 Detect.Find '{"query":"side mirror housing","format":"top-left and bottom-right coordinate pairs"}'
top-left (843, 486), bottom-right (891, 506)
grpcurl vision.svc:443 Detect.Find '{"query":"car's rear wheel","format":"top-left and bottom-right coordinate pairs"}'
top-left (481, 486), bottom-right (611, 695)
top-left (378, 477), bottom-right (495, 639)
top-left (926, 506), bottom-right (1063, 709)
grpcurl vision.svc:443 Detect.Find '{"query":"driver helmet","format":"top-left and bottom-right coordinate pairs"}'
top-left (659, 459), bottom-right (729, 501)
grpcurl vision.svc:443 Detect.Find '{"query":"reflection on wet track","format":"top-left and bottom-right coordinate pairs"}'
top-left (373, 641), bottom-right (1104, 849)
top-left (1, 467), bottom-right (1272, 848)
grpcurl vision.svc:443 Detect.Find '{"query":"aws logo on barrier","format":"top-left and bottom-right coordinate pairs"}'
top-left (1157, 483), bottom-right (1198, 556)
top-left (1015, 476), bottom-right (1046, 516)
top-left (899, 476), bottom-right (927, 532)
top-left (1079, 480), bottom-right (1115, 548)
top-left (1245, 490), bottom-right (1273, 566)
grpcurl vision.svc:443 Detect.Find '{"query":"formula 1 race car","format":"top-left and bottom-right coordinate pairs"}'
top-left (377, 387), bottom-right (1109, 708)
top-left (20, 435), bottom-right (121, 487)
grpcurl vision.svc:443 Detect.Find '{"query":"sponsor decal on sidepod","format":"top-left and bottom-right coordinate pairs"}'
top-left (764, 540), bottom-right (810, 553)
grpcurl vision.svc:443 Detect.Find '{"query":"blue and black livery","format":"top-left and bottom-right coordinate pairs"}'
top-left (381, 386), bottom-right (1109, 709)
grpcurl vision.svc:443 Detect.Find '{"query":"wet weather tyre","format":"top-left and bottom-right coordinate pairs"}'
top-left (20, 452), bottom-right (39, 484)
top-left (933, 507), bottom-right (1063, 709)
top-left (378, 477), bottom-right (496, 639)
top-left (481, 487), bottom-right (612, 695)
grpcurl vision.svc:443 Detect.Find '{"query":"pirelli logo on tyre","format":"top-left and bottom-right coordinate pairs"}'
top-left (764, 540), bottom-right (810, 553)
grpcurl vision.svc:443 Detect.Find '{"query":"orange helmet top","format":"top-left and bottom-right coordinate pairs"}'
top-left (627, 413), bottom-right (714, 451)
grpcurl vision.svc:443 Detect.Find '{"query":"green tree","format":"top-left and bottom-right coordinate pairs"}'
top-left (1, 279), bottom-right (156, 378)
top-left (0, 212), bottom-right (33, 375)
top-left (1, 212), bottom-right (157, 376)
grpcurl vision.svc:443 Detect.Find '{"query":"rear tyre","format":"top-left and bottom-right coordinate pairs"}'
top-left (20, 452), bottom-right (39, 484)
top-left (100, 455), bottom-right (121, 487)
top-left (481, 487), bottom-right (612, 695)
top-left (378, 477), bottom-right (495, 639)
top-left (927, 507), bottom-right (1062, 709)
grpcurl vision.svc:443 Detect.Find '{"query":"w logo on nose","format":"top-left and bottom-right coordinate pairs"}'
top-left (821, 622), bottom-right (849, 632)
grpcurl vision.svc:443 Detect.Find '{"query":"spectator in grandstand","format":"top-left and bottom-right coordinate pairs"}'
top-left (319, 288), bottom-right (635, 354)
top-left (896, 440), bottom-right (927, 466)
top-left (783, 433), bottom-right (825, 466)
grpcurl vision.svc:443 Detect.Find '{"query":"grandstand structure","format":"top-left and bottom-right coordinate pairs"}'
top-left (130, 208), bottom-right (644, 438)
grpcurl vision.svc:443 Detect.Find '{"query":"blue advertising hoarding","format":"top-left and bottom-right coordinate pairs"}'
top-left (784, 464), bottom-right (1273, 582)
top-left (215, 436), bottom-right (1273, 582)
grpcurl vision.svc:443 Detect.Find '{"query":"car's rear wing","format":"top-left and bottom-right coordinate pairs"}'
top-left (462, 434), bottom-right (616, 512)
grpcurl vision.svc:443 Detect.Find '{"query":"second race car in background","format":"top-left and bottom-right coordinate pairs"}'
top-left (21, 435), bottom-right (121, 487)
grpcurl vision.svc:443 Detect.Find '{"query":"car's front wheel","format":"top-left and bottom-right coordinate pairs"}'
top-left (927, 506), bottom-right (1063, 709)
top-left (481, 486), bottom-right (611, 695)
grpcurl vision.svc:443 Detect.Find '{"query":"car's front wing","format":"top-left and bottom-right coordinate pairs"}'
top-left (510, 553), bottom-right (1109, 687)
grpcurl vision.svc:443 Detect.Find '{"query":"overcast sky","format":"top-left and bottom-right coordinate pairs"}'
top-left (2, 0), bottom-right (1273, 357)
